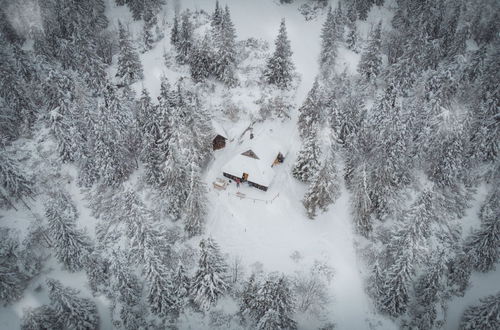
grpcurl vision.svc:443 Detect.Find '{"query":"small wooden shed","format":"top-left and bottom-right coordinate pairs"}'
top-left (213, 134), bottom-right (227, 150)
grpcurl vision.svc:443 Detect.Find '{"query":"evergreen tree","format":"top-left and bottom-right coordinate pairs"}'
top-left (238, 274), bottom-right (260, 323)
top-left (253, 274), bottom-right (297, 330)
top-left (21, 306), bottom-right (61, 330)
top-left (460, 292), bottom-right (500, 330)
top-left (191, 238), bottom-right (229, 310)
top-left (333, 2), bottom-right (345, 41)
top-left (110, 251), bottom-right (147, 329)
top-left (175, 11), bottom-right (193, 64)
top-left (211, 0), bottom-right (223, 30)
top-left (46, 279), bottom-right (99, 330)
top-left (142, 7), bottom-right (156, 52)
top-left (83, 250), bottom-right (110, 295)
top-left (182, 162), bottom-right (208, 237)
top-left (302, 151), bottom-right (341, 219)
top-left (356, 0), bottom-right (373, 21)
top-left (170, 263), bottom-right (190, 318)
top-left (0, 150), bottom-right (33, 207)
top-left (463, 187), bottom-right (499, 272)
top-left (292, 131), bottom-right (321, 183)
top-left (213, 5), bottom-right (237, 86)
top-left (263, 19), bottom-right (295, 89)
top-left (358, 21), bottom-right (382, 83)
top-left (116, 21), bottom-right (144, 84)
top-left (127, 0), bottom-right (144, 20)
top-left (170, 14), bottom-right (180, 47)
top-left (92, 84), bottom-right (135, 186)
top-left (297, 79), bottom-right (323, 139)
top-left (350, 163), bottom-right (373, 237)
top-left (346, 21), bottom-right (359, 53)
top-left (45, 190), bottom-right (91, 272)
top-left (319, 7), bottom-right (339, 76)
top-left (190, 32), bottom-right (214, 82)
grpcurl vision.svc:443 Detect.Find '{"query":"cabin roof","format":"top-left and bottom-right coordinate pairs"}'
top-left (221, 134), bottom-right (285, 187)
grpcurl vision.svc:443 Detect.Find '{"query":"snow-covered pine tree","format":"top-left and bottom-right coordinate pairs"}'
top-left (292, 130), bottom-right (321, 183)
top-left (253, 274), bottom-right (297, 330)
top-left (83, 250), bottom-right (111, 296)
top-left (238, 273), bottom-right (260, 324)
top-left (211, 0), bottom-right (223, 30)
top-left (333, 1), bottom-right (345, 41)
top-left (190, 32), bottom-right (214, 82)
top-left (45, 190), bottom-right (91, 272)
top-left (92, 84), bottom-right (135, 186)
top-left (346, 19), bottom-right (359, 52)
top-left (127, 0), bottom-right (144, 20)
top-left (378, 250), bottom-right (414, 317)
top-left (302, 150), bottom-right (341, 219)
top-left (355, 0), bottom-right (373, 21)
top-left (263, 19), bottom-right (295, 89)
top-left (463, 186), bottom-right (499, 272)
top-left (0, 150), bottom-right (33, 207)
top-left (46, 279), bottom-right (99, 330)
top-left (21, 305), bottom-right (61, 330)
top-left (110, 251), bottom-right (147, 329)
top-left (319, 7), bottom-right (339, 77)
top-left (297, 79), bottom-right (323, 139)
top-left (143, 246), bottom-right (176, 319)
top-left (350, 162), bottom-right (373, 237)
top-left (170, 263), bottom-right (190, 318)
top-left (459, 292), bottom-right (500, 330)
top-left (358, 21), bottom-right (382, 83)
top-left (175, 11), bottom-right (193, 64)
top-left (142, 7), bottom-right (156, 52)
top-left (182, 161), bottom-right (208, 237)
top-left (191, 238), bottom-right (229, 310)
top-left (213, 5), bottom-right (237, 86)
top-left (117, 21), bottom-right (144, 84)
top-left (409, 255), bottom-right (447, 330)
top-left (170, 13), bottom-right (180, 47)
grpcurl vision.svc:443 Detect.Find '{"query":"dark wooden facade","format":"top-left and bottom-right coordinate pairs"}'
top-left (213, 134), bottom-right (227, 150)
top-left (222, 172), bottom-right (268, 191)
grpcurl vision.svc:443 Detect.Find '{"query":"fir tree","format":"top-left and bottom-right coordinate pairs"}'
top-left (83, 250), bottom-right (111, 295)
top-left (253, 274), bottom-right (297, 330)
top-left (45, 190), bottom-right (91, 272)
top-left (182, 162), bottom-right (208, 237)
top-left (46, 279), bottom-right (99, 330)
top-left (358, 21), bottom-right (382, 83)
top-left (297, 79), bottom-right (323, 139)
top-left (190, 32), bottom-right (214, 82)
top-left (460, 292), bottom-right (500, 330)
top-left (350, 163), bottom-right (373, 237)
top-left (333, 2), bottom-right (345, 41)
top-left (175, 11), bottom-right (193, 64)
top-left (191, 238), bottom-right (229, 310)
top-left (0, 150), bottom-right (33, 207)
top-left (238, 273), bottom-right (260, 323)
top-left (263, 19), bottom-right (295, 89)
top-left (319, 7), bottom-right (339, 76)
top-left (302, 151), bottom-right (341, 219)
top-left (292, 131), bottom-right (321, 183)
top-left (170, 14), bottom-right (180, 47)
top-left (213, 5), bottom-right (237, 86)
top-left (346, 20), bottom-right (359, 52)
top-left (21, 306), bottom-right (61, 330)
top-left (116, 21), bottom-right (144, 84)
top-left (211, 0), bottom-right (223, 30)
top-left (356, 0), bottom-right (373, 21)
top-left (463, 187), bottom-right (499, 273)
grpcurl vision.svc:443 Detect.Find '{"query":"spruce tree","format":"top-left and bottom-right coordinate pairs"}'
top-left (319, 7), bottom-right (338, 76)
top-left (117, 21), bottom-right (144, 84)
top-left (356, 0), bottom-right (373, 21)
top-left (297, 79), bottom-right (323, 139)
top-left (302, 151), bottom-right (341, 219)
top-left (175, 11), bottom-right (193, 64)
top-left (292, 131), bottom-right (321, 183)
top-left (0, 150), bottom-right (33, 206)
top-left (350, 163), bottom-right (373, 237)
top-left (170, 14), bottom-right (180, 47)
top-left (460, 292), bottom-right (500, 330)
top-left (263, 19), bottom-right (295, 89)
top-left (190, 32), bottom-right (214, 82)
top-left (182, 162), bottom-right (208, 237)
top-left (333, 2), bottom-right (345, 41)
top-left (45, 190), bottom-right (91, 272)
top-left (21, 306), bottom-right (61, 330)
top-left (358, 21), bottom-right (382, 83)
top-left (46, 279), bottom-right (99, 330)
top-left (191, 238), bottom-right (229, 310)
top-left (213, 5), bottom-right (237, 86)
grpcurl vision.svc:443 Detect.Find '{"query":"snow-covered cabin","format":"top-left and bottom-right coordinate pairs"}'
top-left (222, 139), bottom-right (285, 191)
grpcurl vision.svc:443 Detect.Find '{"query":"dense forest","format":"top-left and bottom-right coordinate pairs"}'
top-left (0, 0), bottom-right (498, 329)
